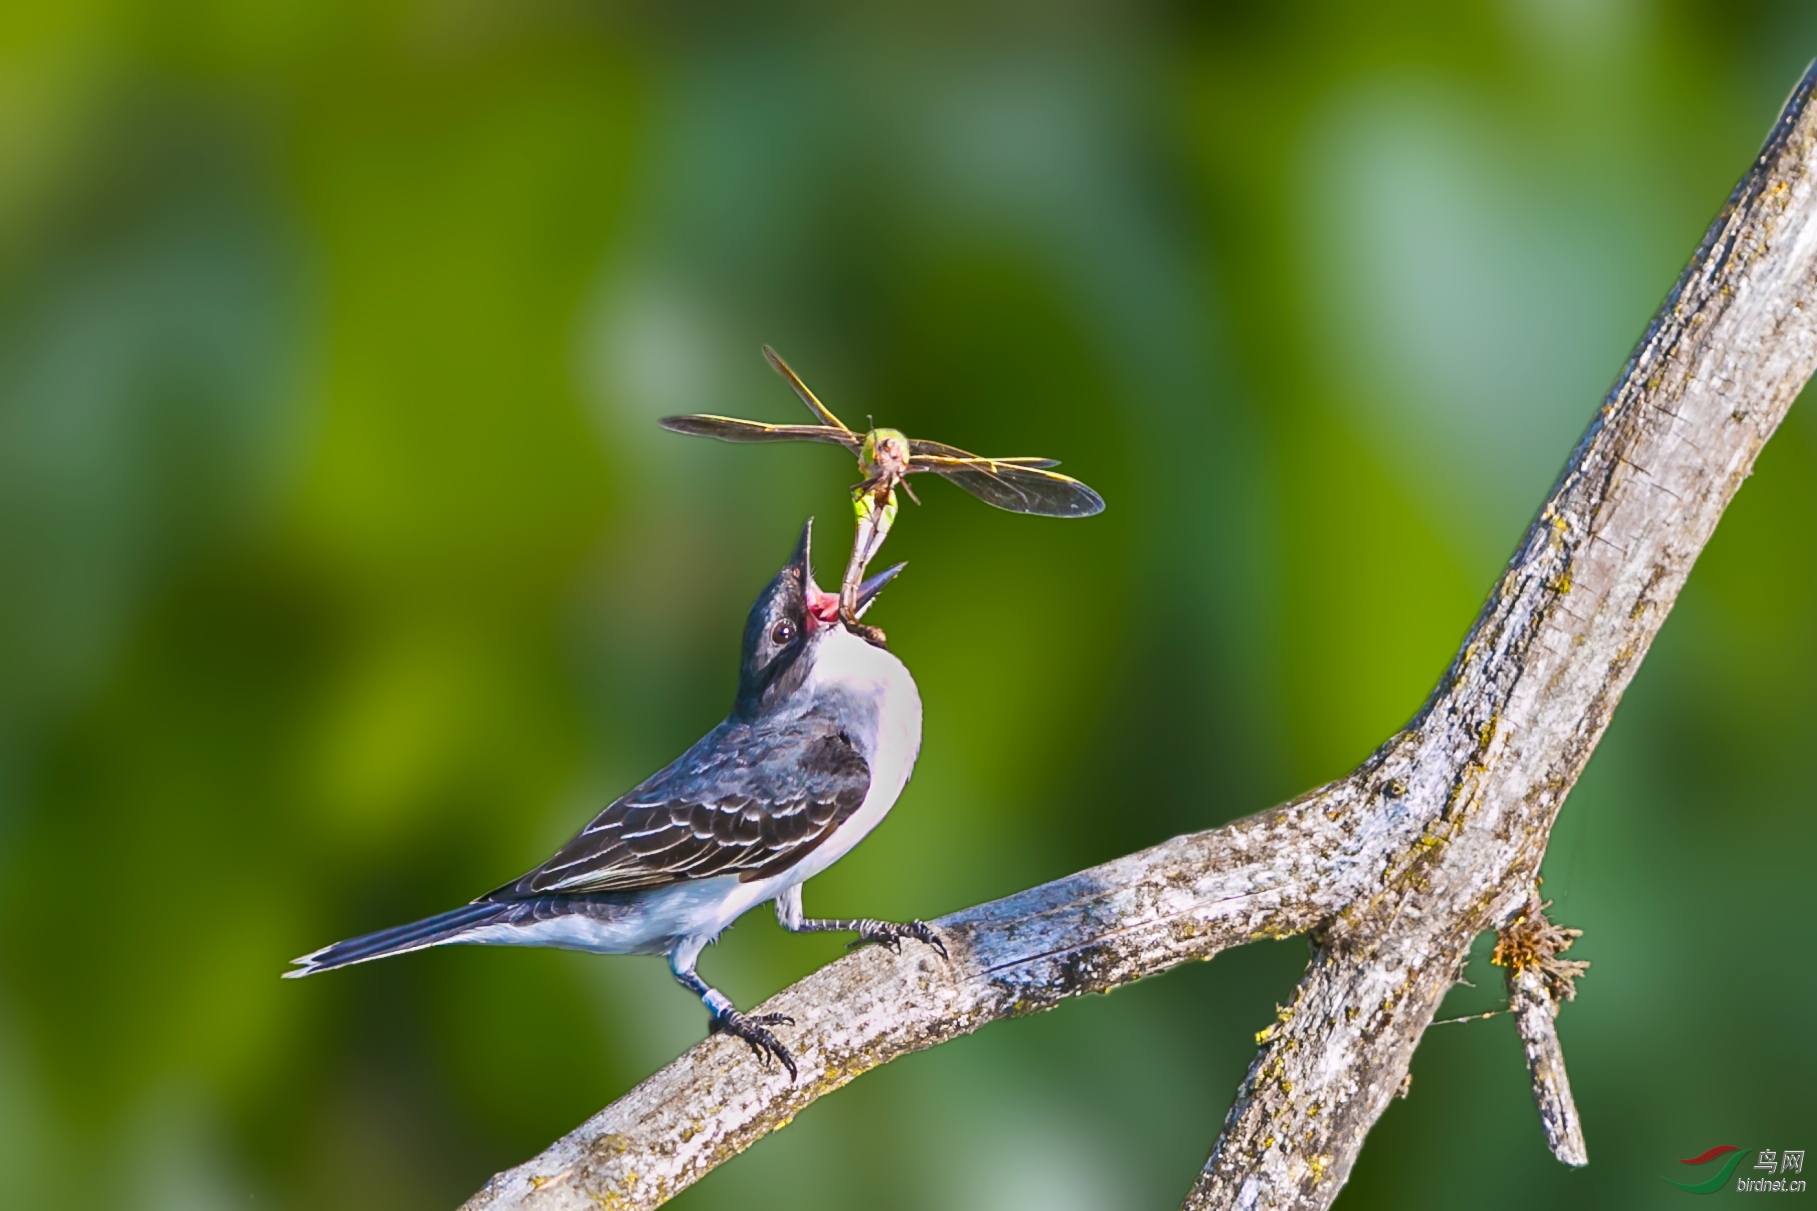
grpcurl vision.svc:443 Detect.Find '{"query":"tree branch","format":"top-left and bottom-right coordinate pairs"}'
top-left (461, 61), bottom-right (1817, 1211)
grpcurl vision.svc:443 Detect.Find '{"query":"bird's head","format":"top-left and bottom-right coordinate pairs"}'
top-left (735, 519), bottom-right (904, 717)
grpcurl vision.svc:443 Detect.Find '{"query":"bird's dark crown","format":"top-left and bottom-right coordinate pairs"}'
top-left (734, 521), bottom-right (832, 718)
top-left (733, 520), bottom-right (908, 719)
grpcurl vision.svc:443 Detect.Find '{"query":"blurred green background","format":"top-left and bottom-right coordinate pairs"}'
top-left (2, 2), bottom-right (1814, 1208)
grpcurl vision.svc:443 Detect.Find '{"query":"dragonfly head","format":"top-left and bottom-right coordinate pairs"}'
top-left (861, 428), bottom-right (911, 481)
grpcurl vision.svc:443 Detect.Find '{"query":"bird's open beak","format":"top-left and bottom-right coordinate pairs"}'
top-left (791, 519), bottom-right (842, 628)
top-left (791, 519), bottom-right (903, 628)
top-left (789, 518), bottom-right (814, 582)
top-left (852, 562), bottom-right (906, 619)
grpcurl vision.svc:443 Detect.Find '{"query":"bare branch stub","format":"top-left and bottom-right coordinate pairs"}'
top-left (1508, 964), bottom-right (1588, 1167)
top-left (1496, 898), bottom-right (1589, 1167)
top-left (461, 60), bottom-right (1817, 1211)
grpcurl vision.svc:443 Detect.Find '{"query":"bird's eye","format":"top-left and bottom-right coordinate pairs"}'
top-left (770, 620), bottom-right (797, 645)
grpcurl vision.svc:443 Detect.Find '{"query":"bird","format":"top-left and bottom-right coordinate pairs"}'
top-left (286, 519), bottom-right (942, 1078)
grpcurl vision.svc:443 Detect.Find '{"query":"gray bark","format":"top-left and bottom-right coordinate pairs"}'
top-left (460, 61), bottom-right (1817, 1211)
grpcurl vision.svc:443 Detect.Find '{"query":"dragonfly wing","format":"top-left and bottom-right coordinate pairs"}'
top-left (658, 414), bottom-right (861, 449)
top-left (762, 346), bottom-right (854, 434)
top-left (908, 437), bottom-right (1059, 468)
top-left (912, 455), bottom-right (1105, 517)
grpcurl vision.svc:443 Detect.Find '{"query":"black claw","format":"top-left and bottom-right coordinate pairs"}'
top-left (710, 1009), bottom-right (798, 1081)
top-left (848, 919), bottom-right (948, 959)
top-left (913, 921), bottom-right (950, 960)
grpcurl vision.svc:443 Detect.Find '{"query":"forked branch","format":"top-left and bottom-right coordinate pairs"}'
top-left (462, 61), bottom-right (1817, 1211)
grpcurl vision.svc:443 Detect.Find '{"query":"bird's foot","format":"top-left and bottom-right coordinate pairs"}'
top-left (848, 918), bottom-right (947, 959)
top-left (709, 1008), bottom-right (798, 1080)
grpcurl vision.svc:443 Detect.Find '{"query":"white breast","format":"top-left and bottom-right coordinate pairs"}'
top-left (776, 626), bottom-right (922, 888)
top-left (662, 627), bottom-right (922, 943)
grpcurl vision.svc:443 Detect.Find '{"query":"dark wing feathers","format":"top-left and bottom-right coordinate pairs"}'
top-left (493, 714), bottom-right (870, 898)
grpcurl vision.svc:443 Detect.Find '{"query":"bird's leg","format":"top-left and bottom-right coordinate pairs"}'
top-left (774, 885), bottom-right (947, 958)
top-left (669, 941), bottom-right (796, 1080)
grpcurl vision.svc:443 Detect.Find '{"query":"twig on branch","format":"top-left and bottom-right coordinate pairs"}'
top-left (1496, 897), bottom-right (1589, 1166)
top-left (1508, 965), bottom-right (1587, 1167)
top-left (461, 61), bottom-right (1817, 1211)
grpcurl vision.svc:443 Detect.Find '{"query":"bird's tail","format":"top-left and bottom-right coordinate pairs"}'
top-left (285, 902), bottom-right (508, 977)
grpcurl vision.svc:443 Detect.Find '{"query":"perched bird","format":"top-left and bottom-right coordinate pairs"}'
top-left (287, 520), bottom-right (941, 1077)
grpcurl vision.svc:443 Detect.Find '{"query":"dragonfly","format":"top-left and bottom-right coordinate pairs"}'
top-left (660, 346), bottom-right (1105, 625)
